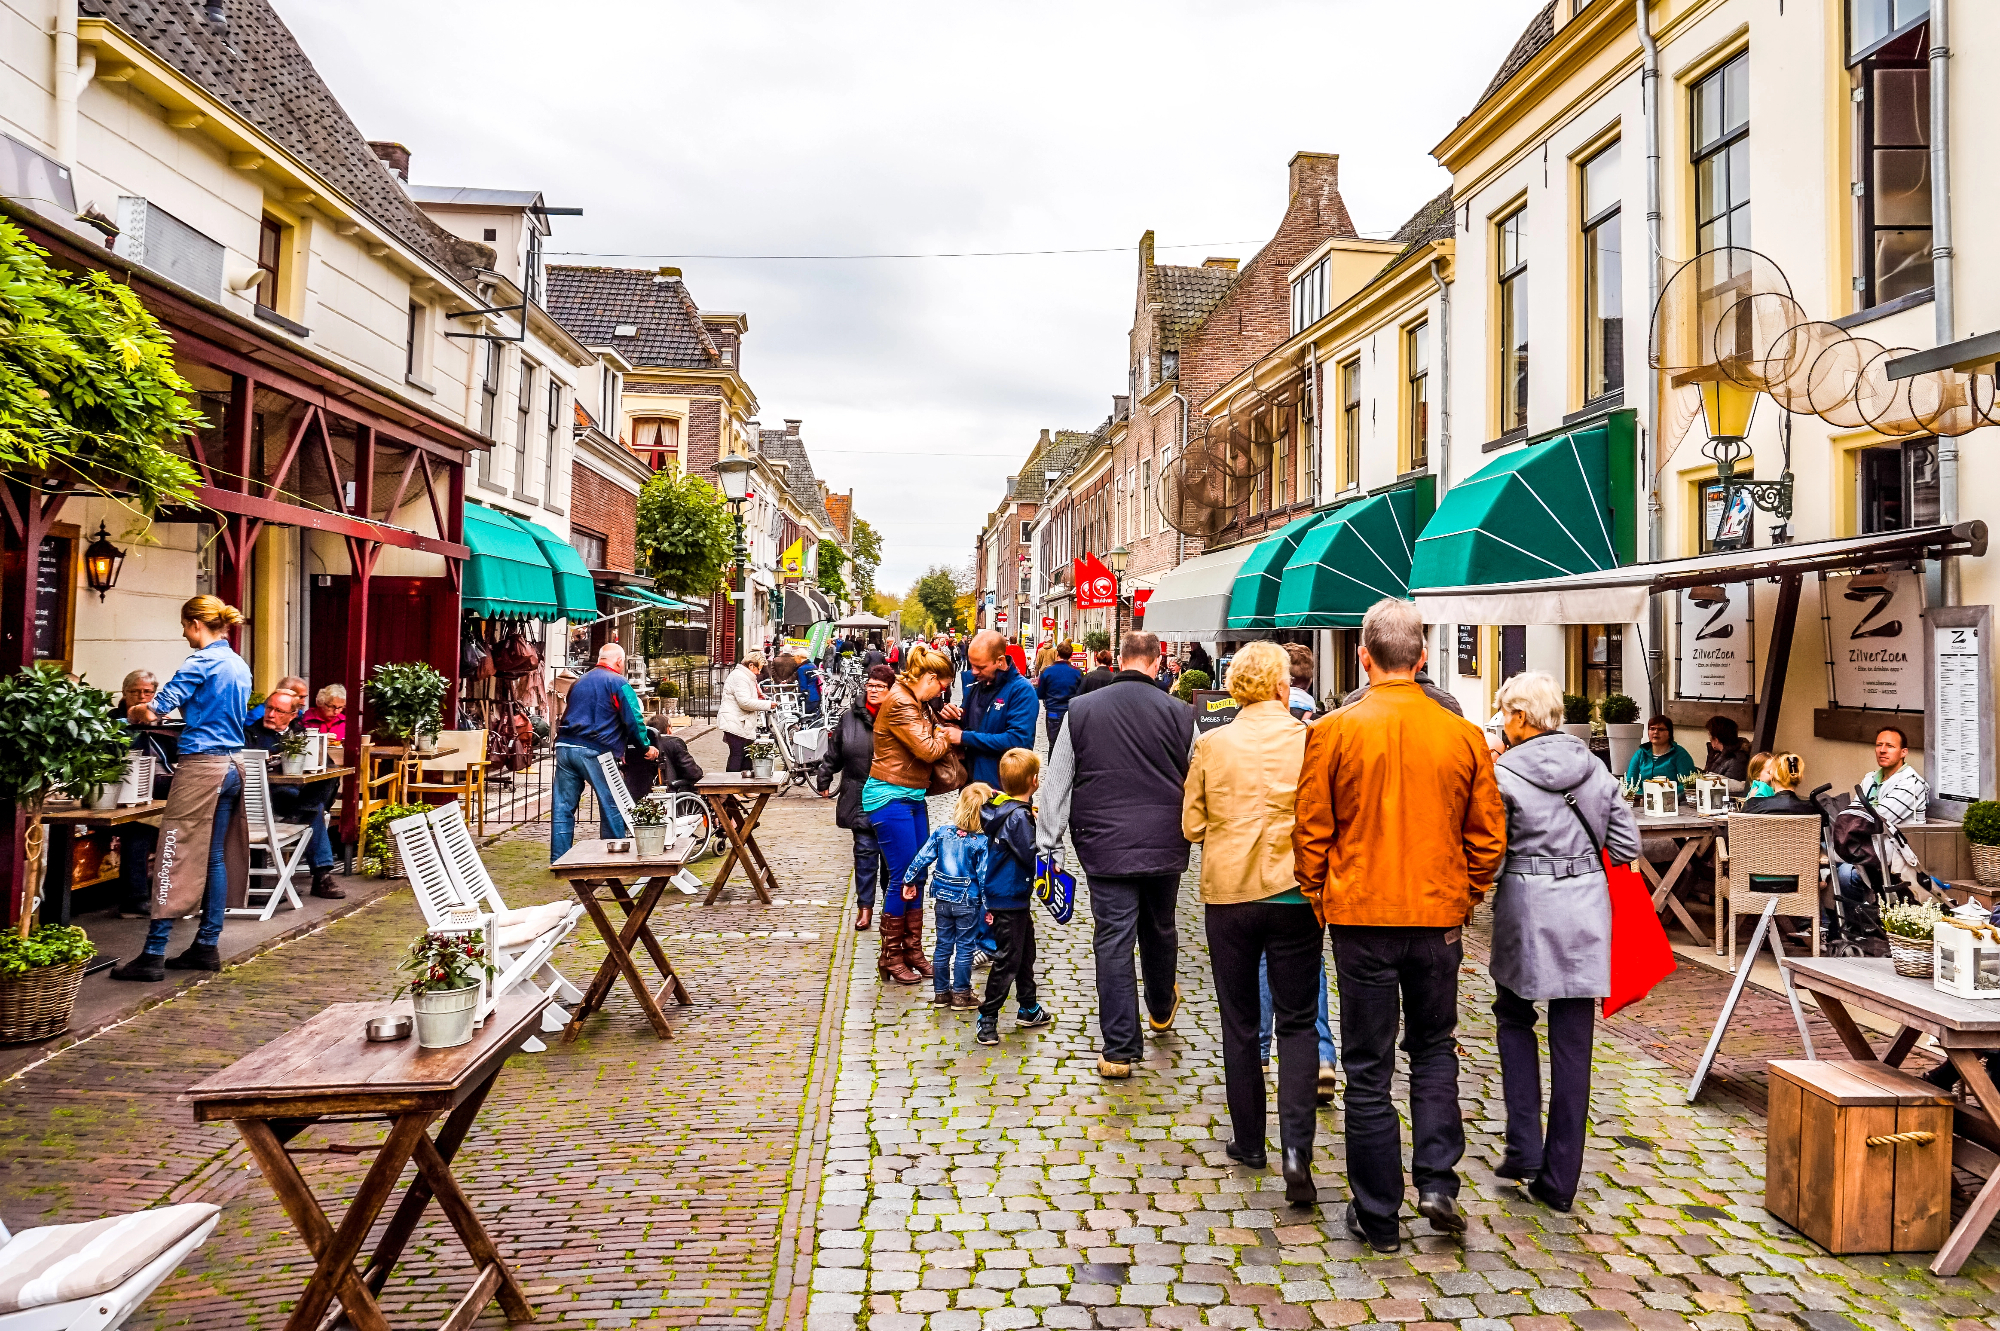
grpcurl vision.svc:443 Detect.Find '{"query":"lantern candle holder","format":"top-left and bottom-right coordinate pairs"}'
top-left (1643, 778), bottom-right (1679, 818)
top-left (1933, 913), bottom-right (2000, 999)
top-left (1693, 776), bottom-right (1731, 816)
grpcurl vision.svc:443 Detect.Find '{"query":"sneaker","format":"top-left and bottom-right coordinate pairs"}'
top-left (975, 1018), bottom-right (1000, 1046)
top-left (1015, 1004), bottom-right (1053, 1029)
top-left (972, 949), bottom-right (994, 970)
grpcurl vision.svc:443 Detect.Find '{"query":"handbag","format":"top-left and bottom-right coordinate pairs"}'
top-left (1552, 780), bottom-right (1676, 1018)
top-left (462, 635), bottom-right (495, 682)
top-left (1033, 852), bottom-right (1076, 925)
top-left (493, 629), bottom-right (541, 676)
top-left (927, 745), bottom-right (968, 796)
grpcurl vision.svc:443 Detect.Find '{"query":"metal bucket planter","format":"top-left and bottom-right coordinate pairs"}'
top-left (634, 824), bottom-right (669, 859)
top-left (280, 754), bottom-right (307, 776)
top-left (412, 984), bottom-right (480, 1049)
top-left (751, 757), bottom-right (775, 780)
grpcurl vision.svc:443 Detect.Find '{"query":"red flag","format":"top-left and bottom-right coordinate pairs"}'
top-left (1075, 553), bottom-right (1117, 609)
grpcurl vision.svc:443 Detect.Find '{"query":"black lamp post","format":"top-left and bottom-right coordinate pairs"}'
top-left (1108, 544), bottom-right (1130, 644)
top-left (83, 523), bottom-right (125, 601)
top-left (715, 456), bottom-right (753, 659)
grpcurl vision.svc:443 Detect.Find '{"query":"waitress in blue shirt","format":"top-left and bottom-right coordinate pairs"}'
top-left (110, 596), bottom-right (253, 982)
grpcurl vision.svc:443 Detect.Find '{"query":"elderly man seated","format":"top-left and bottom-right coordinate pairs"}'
top-left (241, 688), bottom-right (344, 899)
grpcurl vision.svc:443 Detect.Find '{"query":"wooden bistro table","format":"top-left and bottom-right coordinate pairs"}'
top-left (697, 773), bottom-right (783, 905)
top-left (549, 837), bottom-right (695, 1042)
top-left (1634, 809), bottom-right (1722, 947)
top-left (183, 988), bottom-right (550, 1331)
top-left (1785, 955), bottom-right (2000, 1275)
top-left (266, 764), bottom-right (355, 788)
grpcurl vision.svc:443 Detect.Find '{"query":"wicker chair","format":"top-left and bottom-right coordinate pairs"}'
top-left (1717, 812), bottom-right (1824, 970)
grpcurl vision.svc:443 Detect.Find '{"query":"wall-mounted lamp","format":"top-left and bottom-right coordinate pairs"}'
top-left (83, 523), bottom-right (125, 601)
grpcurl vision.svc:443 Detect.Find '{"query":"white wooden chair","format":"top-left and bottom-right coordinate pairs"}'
top-left (595, 752), bottom-right (707, 892)
top-left (385, 810), bottom-right (493, 1026)
top-left (593, 751), bottom-right (636, 836)
top-left (226, 756), bottom-right (311, 921)
top-left (0, 1202), bottom-right (219, 1330)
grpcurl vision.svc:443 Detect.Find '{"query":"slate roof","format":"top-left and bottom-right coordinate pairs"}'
top-left (1012, 429), bottom-right (1095, 503)
top-left (1384, 188), bottom-right (1457, 265)
top-left (1472, 2), bottom-right (1557, 112)
top-left (545, 266), bottom-right (720, 369)
top-left (83, 0), bottom-right (484, 282)
top-left (757, 426), bottom-right (834, 532)
top-left (1153, 265), bottom-right (1239, 348)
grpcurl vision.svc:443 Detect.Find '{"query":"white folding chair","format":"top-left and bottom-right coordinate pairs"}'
top-left (592, 751), bottom-right (636, 836)
top-left (0, 1202), bottom-right (219, 1331)
top-left (427, 803), bottom-right (582, 1043)
top-left (384, 811), bottom-right (492, 1024)
top-left (227, 756), bottom-right (311, 921)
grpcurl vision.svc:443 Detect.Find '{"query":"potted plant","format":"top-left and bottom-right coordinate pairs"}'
top-left (398, 930), bottom-right (495, 1049)
top-left (363, 802), bottom-right (432, 879)
top-left (1601, 693), bottom-right (1644, 776)
top-left (629, 796), bottom-right (673, 858)
top-left (747, 739), bottom-right (778, 780)
top-left (1881, 900), bottom-right (1945, 978)
top-left (1964, 801), bottom-right (2000, 887)
top-left (365, 662), bottom-right (449, 747)
top-left (1172, 669), bottom-right (1211, 702)
top-left (275, 728), bottom-right (310, 776)
top-left (0, 667), bottom-right (128, 1041)
top-left (1561, 693), bottom-right (1594, 744)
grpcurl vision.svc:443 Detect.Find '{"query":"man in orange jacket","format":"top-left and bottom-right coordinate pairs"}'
top-left (1294, 598), bottom-right (1505, 1252)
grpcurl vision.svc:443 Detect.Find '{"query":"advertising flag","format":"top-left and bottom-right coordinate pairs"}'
top-left (780, 538), bottom-right (804, 579)
top-left (1074, 554), bottom-right (1117, 609)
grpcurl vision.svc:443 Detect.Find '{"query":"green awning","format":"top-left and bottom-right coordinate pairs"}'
top-left (507, 514), bottom-right (599, 621)
top-left (1226, 513), bottom-right (1329, 630)
top-left (1410, 424), bottom-right (1617, 592)
top-left (461, 504), bottom-right (558, 620)
top-left (1273, 488), bottom-right (1419, 629)
top-left (606, 587), bottom-right (693, 612)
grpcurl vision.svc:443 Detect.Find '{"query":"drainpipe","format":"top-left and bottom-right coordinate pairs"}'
top-left (1428, 254), bottom-right (1453, 673)
top-left (1637, 0), bottom-right (1666, 708)
top-left (1932, 0), bottom-right (1959, 604)
top-left (52, 0), bottom-right (82, 169)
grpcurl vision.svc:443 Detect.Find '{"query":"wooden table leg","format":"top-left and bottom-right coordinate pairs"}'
top-left (360, 1072), bottom-right (499, 1297)
top-left (410, 1132), bottom-right (536, 1323)
top-left (566, 877), bottom-right (674, 1040)
top-left (1883, 1026), bottom-right (1922, 1066)
top-left (563, 880), bottom-right (627, 1040)
top-left (609, 880), bottom-right (691, 1006)
top-left (1808, 991), bottom-right (1879, 1061)
top-left (735, 793), bottom-right (777, 902)
top-left (705, 796), bottom-right (755, 904)
top-left (1933, 1049), bottom-right (2000, 1275)
top-left (1649, 837), bottom-right (1711, 947)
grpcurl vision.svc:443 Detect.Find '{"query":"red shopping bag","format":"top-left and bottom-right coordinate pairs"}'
top-left (1603, 852), bottom-right (1675, 1017)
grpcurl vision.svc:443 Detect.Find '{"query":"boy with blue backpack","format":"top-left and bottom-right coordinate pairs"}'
top-left (976, 748), bottom-right (1053, 1045)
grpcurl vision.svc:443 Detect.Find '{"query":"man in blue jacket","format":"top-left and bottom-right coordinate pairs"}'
top-left (944, 630), bottom-right (1039, 789)
top-left (551, 643), bottom-right (655, 862)
top-left (1035, 643), bottom-right (1083, 744)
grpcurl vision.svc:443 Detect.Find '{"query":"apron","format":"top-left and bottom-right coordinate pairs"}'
top-left (153, 752), bottom-right (251, 918)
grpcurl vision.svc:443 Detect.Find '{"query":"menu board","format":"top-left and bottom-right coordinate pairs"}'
top-left (1190, 689), bottom-right (1239, 734)
top-left (1927, 605), bottom-right (1992, 810)
top-left (32, 529), bottom-right (74, 663)
top-left (1823, 570), bottom-right (1925, 713)
top-left (1675, 585), bottom-right (1753, 700)
top-left (1456, 624), bottom-right (1479, 677)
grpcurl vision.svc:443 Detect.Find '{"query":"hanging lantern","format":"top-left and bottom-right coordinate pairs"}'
top-left (83, 523), bottom-right (125, 601)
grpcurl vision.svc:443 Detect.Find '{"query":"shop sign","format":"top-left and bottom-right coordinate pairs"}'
top-left (1455, 625), bottom-right (1479, 677)
top-left (1822, 569), bottom-right (1925, 712)
top-left (1041, 616), bottom-right (1055, 630)
top-left (1674, 585), bottom-right (1754, 701)
top-left (1074, 553), bottom-right (1116, 609)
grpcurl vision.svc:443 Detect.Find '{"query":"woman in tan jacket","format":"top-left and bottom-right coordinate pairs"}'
top-left (866, 644), bottom-right (963, 983)
top-left (1182, 640), bottom-right (1320, 1207)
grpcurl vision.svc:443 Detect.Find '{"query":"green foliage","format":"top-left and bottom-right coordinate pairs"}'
top-left (1082, 631), bottom-right (1111, 654)
top-left (850, 518), bottom-right (883, 599)
top-left (913, 565), bottom-right (964, 635)
top-left (1881, 900), bottom-right (1944, 941)
top-left (399, 930), bottom-right (496, 995)
top-left (1172, 669), bottom-right (1211, 701)
top-left (0, 220), bottom-right (202, 512)
top-left (1600, 693), bottom-right (1641, 726)
top-left (365, 661), bottom-right (447, 741)
top-left (275, 729), bottom-right (309, 758)
top-left (628, 795), bottom-right (672, 828)
top-left (817, 554), bottom-right (847, 604)
top-left (636, 467), bottom-right (736, 598)
top-left (0, 665), bottom-right (129, 806)
top-left (1964, 800), bottom-right (2000, 847)
top-left (363, 802), bottom-right (432, 861)
top-left (1563, 693), bottom-right (1593, 725)
top-left (747, 739), bottom-right (777, 760)
top-left (0, 923), bottom-right (95, 976)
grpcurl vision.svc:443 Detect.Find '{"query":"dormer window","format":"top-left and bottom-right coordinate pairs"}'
top-left (613, 323), bottom-right (638, 337)
top-left (1291, 258), bottom-right (1329, 334)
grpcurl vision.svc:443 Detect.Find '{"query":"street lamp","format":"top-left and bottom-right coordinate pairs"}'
top-left (1108, 545), bottom-right (1130, 641)
top-left (1691, 369), bottom-right (1791, 549)
top-left (82, 523), bottom-right (125, 601)
top-left (715, 455), bottom-right (753, 657)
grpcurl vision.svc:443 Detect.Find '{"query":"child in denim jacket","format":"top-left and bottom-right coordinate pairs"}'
top-left (904, 783), bottom-right (994, 1007)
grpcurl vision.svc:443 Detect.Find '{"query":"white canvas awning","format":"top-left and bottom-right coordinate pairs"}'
top-left (1413, 523), bottom-right (1986, 625)
top-left (1142, 543), bottom-right (1257, 635)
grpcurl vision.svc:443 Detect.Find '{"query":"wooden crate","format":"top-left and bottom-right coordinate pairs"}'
top-left (1766, 1059), bottom-right (1952, 1254)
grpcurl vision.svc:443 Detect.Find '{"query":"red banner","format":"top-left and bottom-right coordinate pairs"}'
top-left (1074, 554), bottom-right (1117, 609)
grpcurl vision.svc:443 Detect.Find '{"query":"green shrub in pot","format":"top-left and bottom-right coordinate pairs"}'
top-left (365, 661), bottom-right (449, 743)
top-left (1172, 669), bottom-right (1210, 701)
top-left (1963, 801), bottom-right (2000, 847)
top-left (0, 924), bottom-right (95, 977)
top-left (1563, 693), bottom-right (1592, 726)
top-left (1600, 693), bottom-right (1641, 726)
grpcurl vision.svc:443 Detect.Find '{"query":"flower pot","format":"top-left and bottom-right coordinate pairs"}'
top-left (1888, 933), bottom-right (1935, 979)
top-left (280, 754), bottom-right (307, 776)
top-left (1971, 843), bottom-right (2000, 889)
top-left (1560, 723), bottom-right (1593, 744)
top-left (1606, 723), bottom-right (1645, 777)
top-left (751, 757), bottom-right (774, 780)
top-left (416, 734), bottom-right (438, 757)
top-left (86, 783), bottom-right (121, 811)
top-left (0, 959), bottom-right (86, 1043)
top-left (634, 824), bottom-right (669, 859)
top-left (412, 984), bottom-right (480, 1049)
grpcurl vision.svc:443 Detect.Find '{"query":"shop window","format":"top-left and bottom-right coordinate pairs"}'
top-left (255, 215), bottom-right (286, 311)
top-left (1693, 52), bottom-right (1751, 253)
top-left (1849, 4), bottom-right (1932, 307)
top-left (1497, 209), bottom-right (1528, 433)
top-left (1292, 258), bottom-right (1328, 335)
top-left (1405, 323), bottom-right (1430, 471)
top-left (1570, 623), bottom-right (1624, 704)
top-left (1858, 437), bottom-right (1939, 533)
top-left (1582, 141), bottom-right (1624, 401)
top-left (1340, 358), bottom-right (1361, 489)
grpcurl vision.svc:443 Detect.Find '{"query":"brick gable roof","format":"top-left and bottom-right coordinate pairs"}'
top-left (545, 266), bottom-right (721, 370)
top-left (86, 0), bottom-right (485, 283)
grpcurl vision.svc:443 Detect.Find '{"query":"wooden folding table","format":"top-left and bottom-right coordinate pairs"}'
top-left (549, 837), bottom-right (695, 1041)
top-left (1785, 955), bottom-right (2000, 1275)
top-left (183, 988), bottom-right (550, 1331)
top-left (697, 773), bottom-right (782, 905)
top-left (1634, 810), bottom-right (1720, 947)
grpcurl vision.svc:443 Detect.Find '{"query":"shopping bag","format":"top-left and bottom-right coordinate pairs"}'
top-left (1603, 851), bottom-right (1675, 1017)
top-left (1034, 854), bottom-right (1076, 925)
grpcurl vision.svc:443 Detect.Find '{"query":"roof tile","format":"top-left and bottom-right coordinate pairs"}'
top-left (546, 266), bottom-right (720, 369)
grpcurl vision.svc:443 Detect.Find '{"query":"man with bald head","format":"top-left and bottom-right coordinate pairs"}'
top-left (943, 629), bottom-right (1038, 790)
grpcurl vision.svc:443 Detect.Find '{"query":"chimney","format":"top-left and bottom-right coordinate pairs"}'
top-left (1137, 230), bottom-right (1155, 271)
top-left (1113, 395), bottom-right (1129, 420)
top-left (1202, 257), bottom-right (1240, 271)
top-left (1038, 428), bottom-right (1051, 447)
top-left (369, 141), bottom-right (411, 182)
top-left (784, 419), bottom-right (801, 436)
top-left (1288, 151), bottom-right (1338, 201)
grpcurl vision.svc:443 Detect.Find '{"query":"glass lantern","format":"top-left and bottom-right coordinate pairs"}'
top-left (1933, 916), bottom-right (2000, 999)
top-left (1693, 776), bottom-right (1731, 816)
top-left (1643, 778), bottom-right (1679, 818)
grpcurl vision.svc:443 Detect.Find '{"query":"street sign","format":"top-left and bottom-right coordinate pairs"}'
top-left (1041, 615), bottom-right (1055, 630)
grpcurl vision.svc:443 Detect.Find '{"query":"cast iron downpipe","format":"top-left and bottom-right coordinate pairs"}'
top-left (1932, 0), bottom-right (1960, 604)
top-left (1637, 0), bottom-right (1665, 710)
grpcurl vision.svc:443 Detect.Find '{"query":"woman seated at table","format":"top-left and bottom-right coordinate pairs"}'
top-left (1739, 752), bottom-right (1822, 817)
top-left (1623, 715), bottom-right (1697, 786)
top-left (302, 683), bottom-right (348, 743)
top-left (1703, 716), bottom-right (1752, 784)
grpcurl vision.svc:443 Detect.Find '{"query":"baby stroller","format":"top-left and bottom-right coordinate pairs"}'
top-left (1813, 782), bottom-right (1948, 956)
top-left (763, 682), bottom-right (830, 793)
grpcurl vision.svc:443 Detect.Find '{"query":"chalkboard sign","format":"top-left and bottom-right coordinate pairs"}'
top-left (1456, 624), bottom-right (1479, 677)
top-left (1191, 689), bottom-right (1239, 734)
top-left (33, 527), bottom-right (75, 664)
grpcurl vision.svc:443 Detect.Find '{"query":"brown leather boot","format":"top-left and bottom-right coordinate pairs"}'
top-left (877, 911), bottom-right (920, 985)
top-left (903, 903), bottom-right (934, 980)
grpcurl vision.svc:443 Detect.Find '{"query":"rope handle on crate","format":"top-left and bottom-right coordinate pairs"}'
top-left (1864, 1130), bottom-right (1938, 1148)
top-left (1939, 917), bottom-right (2000, 943)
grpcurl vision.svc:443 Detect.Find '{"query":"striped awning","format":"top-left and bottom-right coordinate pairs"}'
top-left (460, 504), bottom-right (558, 620)
top-left (1226, 512), bottom-right (1328, 631)
top-left (1272, 488), bottom-right (1418, 630)
top-left (1410, 424), bottom-right (1616, 595)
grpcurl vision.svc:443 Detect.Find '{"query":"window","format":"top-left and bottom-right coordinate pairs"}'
top-left (405, 302), bottom-right (421, 378)
top-left (255, 215), bottom-right (284, 310)
top-left (631, 417), bottom-right (679, 470)
top-left (1340, 358), bottom-right (1361, 489)
top-left (601, 370), bottom-right (621, 438)
top-left (1300, 384), bottom-right (1318, 503)
top-left (569, 528), bottom-right (607, 570)
top-left (1572, 624), bottom-right (1625, 704)
top-left (1849, 5), bottom-right (1932, 307)
top-left (1405, 323), bottom-right (1430, 471)
top-left (1291, 258), bottom-right (1329, 335)
top-left (1162, 350), bottom-right (1178, 380)
top-left (1859, 438), bottom-right (1939, 533)
top-left (1497, 209), bottom-right (1529, 432)
top-left (1582, 141), bottom-right (1624, 400)
top-left (1693, 52), bottom-right (1751, 253)
top-left (477, 342), bottom-right (501, 486)
top-left (1138, 458), bottom-right (1151, 535)
top-left (545, 378), bottom-right (562, 506)
top-left (515, 362), bottom-right (537, 497)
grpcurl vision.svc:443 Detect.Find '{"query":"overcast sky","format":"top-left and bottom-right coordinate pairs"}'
top-left (281, 0), bottom-right (1540, 594)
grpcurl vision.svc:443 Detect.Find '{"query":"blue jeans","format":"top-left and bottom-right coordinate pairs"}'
top-left (552, 744), bottom-right (628, 862)
top-left (871, 798), bottom-right (929, 918)
top-left (145, 764), bottom-right (240, 956)
top-left (933, 898), bottom-right (981, 992)
top-left (1261, 952), bottom-right (1337, 1066)
top-left (298, 810), bottom-right (335, 871)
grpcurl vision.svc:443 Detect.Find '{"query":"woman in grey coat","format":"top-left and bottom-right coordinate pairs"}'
top-left (1488, 672), bottom-right (1640, 1213)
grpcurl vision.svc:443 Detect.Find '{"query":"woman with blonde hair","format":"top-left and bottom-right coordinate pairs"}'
top-left (1741, 752), bottom-right (1820, 816)
top-left (1183, 640), bottom-right (1322, 1204)
top-left (866, 644), bottom-right (964, 983)
top-left (110, 596), bottom-right (253, 982)
top-left (718, 650), bottom-right (776, 773)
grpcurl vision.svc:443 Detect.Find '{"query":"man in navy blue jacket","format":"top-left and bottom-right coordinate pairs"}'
top-left (1035, 644), bottom-right (1083, 744)
top-left (551, 643), bottom-right (655, 862)
top-left (944, 631), bottom-right (1039, 789)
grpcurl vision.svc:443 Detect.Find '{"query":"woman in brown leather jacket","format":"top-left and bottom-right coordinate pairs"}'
top-left (865, 644), bottom-right (963, 983)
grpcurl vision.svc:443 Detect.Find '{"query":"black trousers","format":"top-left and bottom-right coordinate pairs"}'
top-left (1207, 900), bottom-right (1322, 1154)
top-left (724, 732), bottom-right (751, 772)
top-left (1493, 983), bottom-right (1594, 1205)
top-left (1087, 872), bottom-right (1180, 1062)
top-left (979, 907), bottom-right (1039, 1018)
top-left (1328, 924), bottom-right (1465, 1244)
top-left (851, 821), bottom-right (885, 910)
